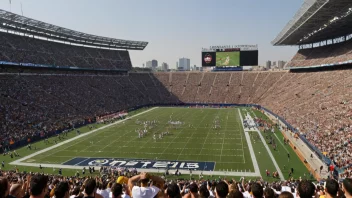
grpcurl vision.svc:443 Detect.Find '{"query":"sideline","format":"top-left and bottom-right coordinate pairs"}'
top-left (241, 110), bottom-right (285, 180)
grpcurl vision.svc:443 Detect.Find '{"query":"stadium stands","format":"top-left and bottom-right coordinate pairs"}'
top-left (0, 32), bottom-right (133, 70)
top-left (2, 68), bottom-right (351, 170)
top-left (0, 73), bottom-right (174, 145)
top-left (288, 39), bottom-right (352, 68)
top-left (1, 0), bottom-right (352, 188)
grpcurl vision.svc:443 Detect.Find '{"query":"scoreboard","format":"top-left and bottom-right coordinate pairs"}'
top-left (202, 45), bottom-right (258, 67)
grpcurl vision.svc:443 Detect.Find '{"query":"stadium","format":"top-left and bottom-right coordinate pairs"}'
top-left (0, 0), bottom-right (352, 198)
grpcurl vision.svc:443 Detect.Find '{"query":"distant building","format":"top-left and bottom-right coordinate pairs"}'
top-left (179, 57), bottom-right (190, 71)
top-left (151, 60), bottom-right (158, 69)
top-left (176, 62), bottom-right (178, 68)
top-left (146, 60), bottom-right (158, 70)
top-left (272, 61), bottom-right (277, 67)
top-left (146, 61), bottom-right (152, 68)
top-left (161, 62), bottom-right (169, 71)
top-left (265, 61), bottom-right (271, 69)
top-left (278, 60), bottom-right (286, 69)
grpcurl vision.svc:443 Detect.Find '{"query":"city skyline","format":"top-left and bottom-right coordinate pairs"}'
top-left (0, 0), bottom-right (303, 68)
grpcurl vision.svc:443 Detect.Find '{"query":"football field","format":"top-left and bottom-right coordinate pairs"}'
top-left (15, 107), bottom-right (257, 173)
top-left (216, 52), bottom-right (240, 66)
top-left (6, 106), bottom-right (312, 180)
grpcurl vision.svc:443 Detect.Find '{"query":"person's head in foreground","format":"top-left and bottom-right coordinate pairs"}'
top-left (228, 190), bottom-right (244, 198)
top-left (54, 182), bottom-right (70, 198)
top-left (30, 175), bottom-right (49, 198)
top-left (251, 183), bottom-right (263, 198)
top-left (111, 183), bottom-right (123, 198)
top-left (264, 187), bottom-right (275, 198)
top-left (216, 181), bottom-right (229, 198)
top-left (84, 179), bottom-right (97, 197)
top-left (325, 179), bottom-right (339, 198)
top-left (166, 182), bottom-right (181, 198)
top-left (343, 178), bottom-right (352, 198)
top-left (0, 177), bottom-right (10, 198)
top-left (297, 180), bottom-right (315, 198)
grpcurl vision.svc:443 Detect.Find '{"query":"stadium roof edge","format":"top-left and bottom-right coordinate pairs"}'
top-left (0, 9), bottom-right (148, 50)
top-left (272, 0), bottom-right (352, 46)
top-left (272, 0), bottom-right (326, 45)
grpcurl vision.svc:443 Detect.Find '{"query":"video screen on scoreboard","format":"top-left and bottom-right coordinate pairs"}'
top-left (215, 52), bottom-right (240, 66)
top-left (202, 49), bottom-right (258, 67)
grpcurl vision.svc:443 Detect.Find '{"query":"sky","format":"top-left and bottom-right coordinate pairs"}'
top-left (0, 0), bottom-right (304, 68)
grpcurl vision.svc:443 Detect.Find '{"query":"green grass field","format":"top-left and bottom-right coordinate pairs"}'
top-left (216, 52), bottom-right (240, 66)
top-left (241, 108), bottom-right (311, 180)
top-left (22, 107), bottom-right (254, 171)
top-left (1, 107), bottom-right (311, 181)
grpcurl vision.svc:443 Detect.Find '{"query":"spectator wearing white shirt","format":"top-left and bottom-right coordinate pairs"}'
top-left (97, 182), bottom-right (109, 198)
top-left (128, 172), bottom-right (164, 198)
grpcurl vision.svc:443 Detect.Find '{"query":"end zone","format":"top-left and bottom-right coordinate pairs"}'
top-left (63, 157), bottom-right (216, 171)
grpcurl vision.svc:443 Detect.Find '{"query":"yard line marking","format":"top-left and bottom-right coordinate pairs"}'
top-left (10, 107), bottom-right (159, 165)
top-left (219, 110), bottom-right (229, 162)
top-left (61, 147), bottom-right (244, 152)
top-left (176, 109), bottom-right (210, 161)
top-left (197, 109), bottom-right (221, 161)
top-left (40, 107), bottom-right (169, 160)
top-left (236, 110), bottom-right (246, 163)
top-left (273, 133), bottom-right (290, 153)
top-left (238, 109), bottom-right (261, 177)
top-left (140, 109), bottom-right (190, 157)
top-left (103, 108), bottom-right (173, 155)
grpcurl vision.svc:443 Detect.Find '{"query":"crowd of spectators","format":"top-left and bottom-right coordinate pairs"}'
top-left (288, 39), bottom-right (352, 68)
top-left (0, 169), bottom-right (351, 198)
top-left (0, 72), bottom-right (178, 148)
top-left (0, 32), bottom-right (132, 70)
